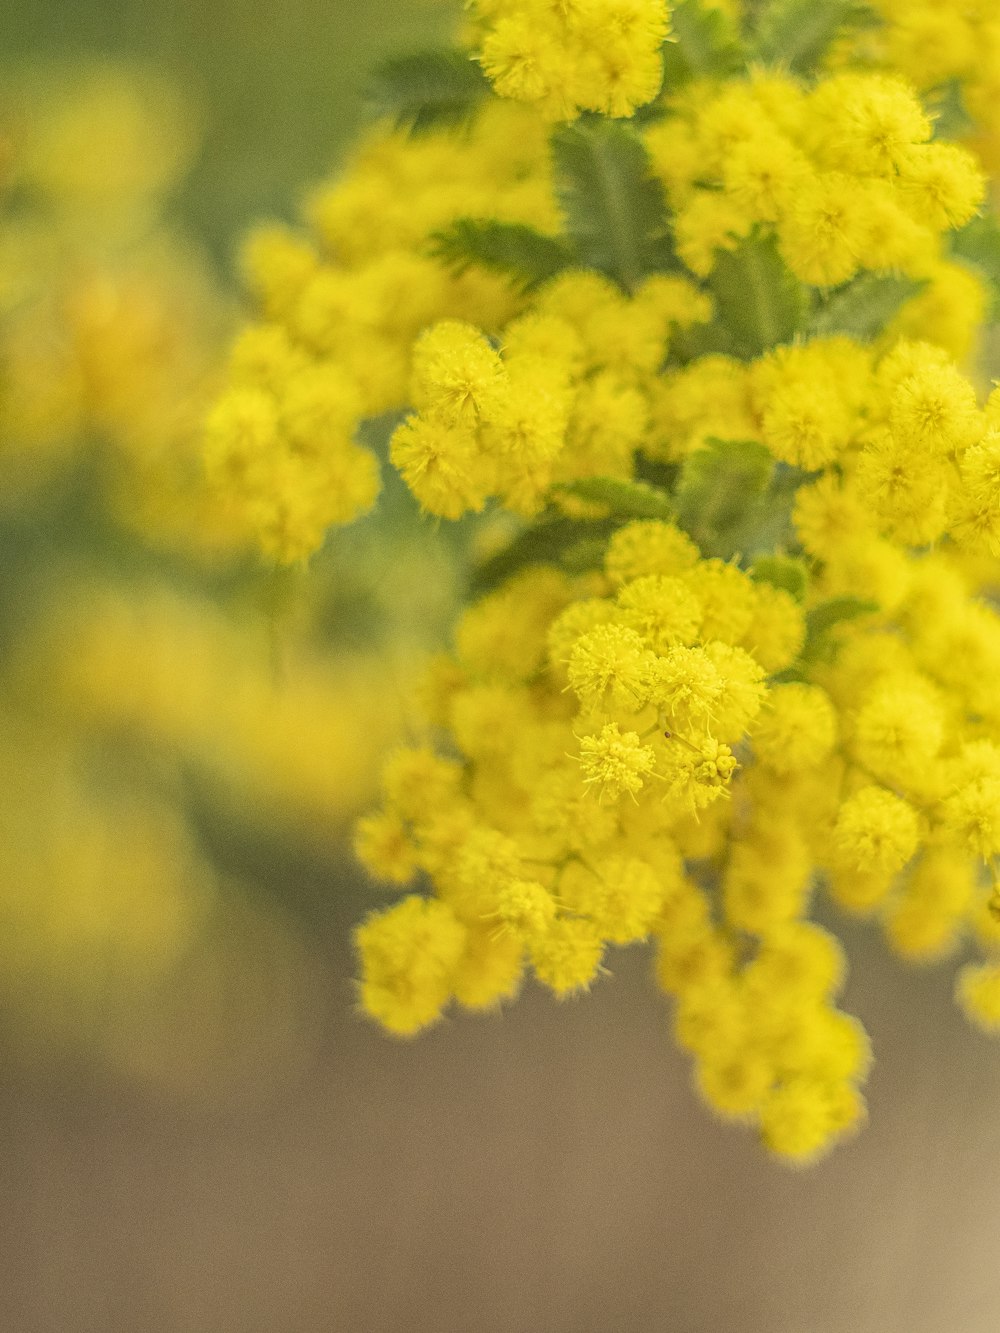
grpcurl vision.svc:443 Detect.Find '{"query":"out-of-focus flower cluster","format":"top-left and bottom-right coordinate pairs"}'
top-left (0, 63), bottom-right (247, 551)
top-left (0, 62), bottom-right (437, 1099)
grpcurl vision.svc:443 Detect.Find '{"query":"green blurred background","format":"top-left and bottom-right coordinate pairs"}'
top-left (0, 0), bottom-right (450, 263)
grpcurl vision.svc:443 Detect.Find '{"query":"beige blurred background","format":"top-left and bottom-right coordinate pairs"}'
top-left (3, 908), bottom-right (1000, 1331)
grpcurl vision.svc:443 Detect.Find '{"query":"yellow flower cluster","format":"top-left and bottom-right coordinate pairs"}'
top-left (648, 69), bottom-right (985, 353)
top-left (652, 336), bottom-right (1000, 554)
top-left (206, 2), bottom-right (1000, 1160)
top-left (44, 582), bottom-right (409, 841)
top-left (0, 63), bottom-right (248, 557)
top-left (355, 540), bottom-right (870, 1163)
top-left (208, 60), bottom-right (991, 562)
top-left (204, 101), bottom-right (560, 560)
top-left (470, 0), bottom-right (671, 120)
top-left (356, 295), bottom-right (1000, 1154)
top-left (857, 0), bottom-right (1000, 175)
top-left (391, 275), bottom-right (709, 517)
top-left (355, 497), bottom-right (1000, 1161)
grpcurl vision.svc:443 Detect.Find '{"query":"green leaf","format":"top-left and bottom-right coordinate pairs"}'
top-left (708, 231), bottom-right (806, 359)
top-left (750, 555), bottom-right (809, 601)
top-left (469, 516), bottom-right (616, 595)
top-left (367, 48), bottom-right (491, 133)
top-left (551, 118), bottom-right (677, 292)
top-left (751, 0), bottom-right (873, 74)
top-left (667, 318), bottom-right (738, 364)
top-left (807, 273), bottom-right (926, 342)
top-left (559, 537), bottom-right (612, 574)
top-left (930, 79), bottom-right (975, 141)
top-left (675, 438), bottom-right (775, 557)
top-left (553, 476), bottom-right (676, 520)
top-left (799, 595), bottom-right (879, 665)
top-left (951, 214), bottom-right (1000, 319)
top-left (805, 595), bottom-right (878, 639)
top-left (429, 218), bottom-right (575, 290)
top-left (767, 665), bottom-right (808, 684)
top-left (661, 0), bottom-right (745, 86)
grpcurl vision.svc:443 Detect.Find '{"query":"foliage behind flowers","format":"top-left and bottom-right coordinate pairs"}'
top-left (204, 0), bottom-right (1000, 1164)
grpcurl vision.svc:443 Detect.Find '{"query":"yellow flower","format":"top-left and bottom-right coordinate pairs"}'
top-left (355, 896), bottom-right (467, 1037)
top-left (579, 722), bottom-right (657, 800)
top-left (567, 622), bottom-right (657, 713)
top-left (529, 917), bottom-right (605, 996)
top-left (831, 785), bottom-right (920, 877)
top-left (474, 0), bottom-right (670, 121)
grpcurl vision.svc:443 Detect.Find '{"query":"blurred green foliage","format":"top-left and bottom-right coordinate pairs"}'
top-left (0, 0), bottom-right (451, 265)
top-left (0, 0), bottom-right (461, 1089)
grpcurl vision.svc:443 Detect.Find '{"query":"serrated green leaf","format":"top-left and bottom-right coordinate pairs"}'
top-left (808, 273), bottom-right (926, 342)
top-left (551, 119), bottom-right (677, 292)
top-left (675, 438), bottom-right (775, 556)
top-left (930, 79), bottom-right (974, 141)
top-left (806, 596), bottom-right (879, 637)
top-left (633, 454), bottom-right (681, 492)
top-left (709, 231), bottom-right (805, 359)
top-left (430, 219), bottom-right (575, 290)
top-left (751, 0), bottom-right (871, 73)
top-left (767, 665), bottom-right (808, 684)
top-left (661, 0), bottom-right (745, 86)
top-left (750, 555), bottom-right (809, 601)
top-left (951, 215), bottom-right (1000, 319)
top-left (737, 0), bottom-right (773, 30)
top-left (469, 516), bottom-right (617, 595)
top-left (668, 318), bottom-right (738, 364)
top-left (800, 594), bottom-right (879, 663)
top-left (553, 476), bottom-right (676, 520)
top-left (559, 537), bottom-right (612, 574)
top-left (367, 48), bottom-right (490, 133)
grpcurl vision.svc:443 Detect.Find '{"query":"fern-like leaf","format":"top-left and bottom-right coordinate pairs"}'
top-left (800, 595), bottom-right (879, 664)
top-left (808, 273), bottom-right (925, 341)
top-left (675, 438), bottom-right (777, 557)
top-left (952, 214), bottom-right (1000, 318)
top-left (661, 0), bottom-right (745, 86)
top-left (552, 477), bottom-right (676, 521)
top-left (469, 516), bottom-right (616, 594)
top-left (751, 0), bottom-right (874, 74)
top-left (367, 49), bottom-right (490, 133)
top-left (750, 554), bottom-right (809, 602)
top-left (551, 118), bottom-right (677, 292)
top-left (930, 79), bottom-right (974, 141)
top-left (709, 231), bottom-right (806, 359)
top-left (430, 218), bottom-right (575, 290)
